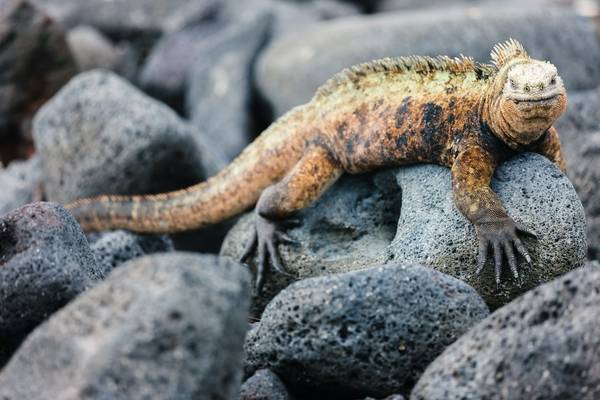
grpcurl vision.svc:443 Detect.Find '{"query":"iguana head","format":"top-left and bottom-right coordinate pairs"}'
top-left (484, 39), bottom-right (567, 147)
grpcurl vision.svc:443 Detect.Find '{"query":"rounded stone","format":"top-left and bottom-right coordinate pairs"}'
top-left (89, 230), bottom-right (174, 279)
top-left (240, 369), bottom-right (291, 400)
top-left (389, 153), bottom-right (587, 309)
top-left (35, 0), bottom-right (220, 36)
top-left (32, 70), bottom-right (205, 203)
top-left (0, 0), bottom-right (77, 140)
top-left (244, 263), bottom-right (489, 397)
top-left (186, 11), bottom-right (272, 175)
top-left (411, 266), bottom-right (600, 400)
top-left (256, 6), bottom-right (600, 117)
top-left (221, 170), bottom-right (400, 315)
top-left (0, 156), bottom-right (43, 215)
top-left (0, 202), bottom-right (99, 365)
top-left (0, 252), bottom-right (251, 400)
top-left (555, 87), bottom-right (600, 261)
top-left (223, 154), bottom-right (586, 311)
top-left (66, 26), bottom-right (128, 73)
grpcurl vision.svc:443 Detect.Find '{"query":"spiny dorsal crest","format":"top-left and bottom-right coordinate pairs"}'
top-left (490, 39), bottom-right (529, 68)
top-left (315, 55), bottom-right (495, 100)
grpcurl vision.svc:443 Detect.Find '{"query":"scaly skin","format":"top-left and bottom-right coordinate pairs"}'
top-left (67, 39), bottom-right (568, 290)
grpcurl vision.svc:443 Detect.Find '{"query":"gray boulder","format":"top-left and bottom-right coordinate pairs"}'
top-left (556, 88), bottom-right (600, 261)
top-left (186, 12), bottom-right (271, 175)
top-left (0, 253), bottom-right (250, 400)
top-left (139, 13), bottom-right (232, 111)
top-left (557, 87), bottom-right (600, 133)
top-left (34, 0), bottom-right (220, 37)
top-left (240, 369), bottom-right (291, 400)
top-left (33, 70), bottom-right (205, 203)
top-left (66, 26), bottom-right (129, 73)
top-left (389, 153), bottom-right (587, 309)
top-left (411, 266), bottom-right (600, 400)
top-left (222, 154), bottom-right (586, 311)
top-left (0, 202), bottom-right (99, 366)
top-left (0, 156), bottom-right (43, 215)
top-left (377, 0), bottom-right (585, 12)
top-left (256, 6), bottom-right (600, 116)
top-left (377, 0), bottom-right (489, 11)
top-left (89, 230), bottom-right (173, 278)
top-left (221, 170), bottom-right (400, 315)
top-left (562, 130), bottom-right (600, 261)
top-left (244, 264), bottom-right (489, 397)
top-left (255, 0), bottom-right (358, 38)
top-left (0, 0), bottom-right (77, 140)
top-left (588, 260), bottom-right (600, 269)
top-left (375, 0), bottom-right (566, 12)
top-left (141, 0), bottom-right (355, 114)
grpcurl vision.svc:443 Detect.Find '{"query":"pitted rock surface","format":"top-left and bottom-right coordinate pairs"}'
top-left (221, 170), bottom-right (400, 315)
top-left (0, 202), bottom-right (98, 366)
top-left (89, 230), bottom-right (174, 278)
top-left (223, 154), bottom-right (585, 311)
top-left (33, 70), bottom-right (205, 203)
top-left (411, 266), bottom-right (600, 400)
top-left (244, 264), bottom-right (489, 397)
top-left (0, 156), bottom-right (43, 215)
top-left (240, 369), bottom-right (291, 400)
top-left (0, 253), bottom-right (250, 400)
top-left (390, 153), bottom-right (586, 309)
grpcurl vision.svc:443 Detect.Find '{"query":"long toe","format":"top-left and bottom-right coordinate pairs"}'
top-left (256, 243), bottom-right (267, 293)
top-left (267, 240), bottom-right (290, 276)
top-left (240, 229), bottom-right (257, 263)
top-left (476, 239), bottom-right (489, 275)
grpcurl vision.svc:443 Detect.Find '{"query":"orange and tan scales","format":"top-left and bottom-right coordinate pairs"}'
top-left (67, 39), bottom-right (568, 289)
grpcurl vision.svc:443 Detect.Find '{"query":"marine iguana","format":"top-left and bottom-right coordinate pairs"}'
top-left (67, 39), bottom-right (567, 291)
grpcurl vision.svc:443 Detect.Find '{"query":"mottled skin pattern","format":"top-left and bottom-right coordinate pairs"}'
top-left (67, 39), bottom-right (567, 290)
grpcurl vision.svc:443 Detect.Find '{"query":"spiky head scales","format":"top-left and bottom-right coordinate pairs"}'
top-left (490, 38), bottom-right (529, 68)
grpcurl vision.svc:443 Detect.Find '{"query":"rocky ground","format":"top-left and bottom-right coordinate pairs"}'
top-left (0, 0), bottom-right (599, 399)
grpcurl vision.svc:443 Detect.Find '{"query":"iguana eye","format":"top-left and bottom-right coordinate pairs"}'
top-left (550, 76), bottom-right (557, 85)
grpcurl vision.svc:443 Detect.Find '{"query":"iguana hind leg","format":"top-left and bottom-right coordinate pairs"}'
top-left (240, 144), bottom-right (343, 292)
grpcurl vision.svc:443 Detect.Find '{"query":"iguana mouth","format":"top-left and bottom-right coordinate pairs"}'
top-left (511, 94), bottom-right (560, 104)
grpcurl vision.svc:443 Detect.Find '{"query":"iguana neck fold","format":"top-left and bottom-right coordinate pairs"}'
top-left (479, 83), bottom-right (523, 150)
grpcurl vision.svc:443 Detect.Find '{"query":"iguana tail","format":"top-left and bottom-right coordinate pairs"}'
top-left (66, 107), bottom-right (312, 233)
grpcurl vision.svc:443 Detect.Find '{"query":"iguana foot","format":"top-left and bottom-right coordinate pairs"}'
top-left (240, 212), bottom-right (297, 293)
top-left (474, 218), bottom-right (535, 288)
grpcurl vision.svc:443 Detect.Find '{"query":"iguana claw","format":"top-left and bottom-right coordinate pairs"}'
top-left (475, 218), bottom-right (535, 288)
top-left (239, 212), bottom-right (296, 293)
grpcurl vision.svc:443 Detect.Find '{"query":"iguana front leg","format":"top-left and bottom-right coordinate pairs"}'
top-left (451, 146), bottom-right (533, 286)
top-left (240, 144), bottom-right (343, 291)
top-left (530, 126), bottom-right (567, 172)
